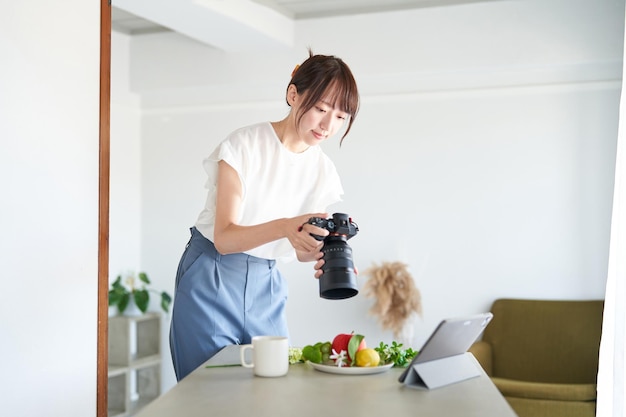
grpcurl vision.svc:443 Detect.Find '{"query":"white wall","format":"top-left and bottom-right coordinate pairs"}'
top-left (110, 31), bottom-right (142, 283)
top-left (0, 2), bottom-right (100, 417)
top-left (110, 0), bottom-right (624, 394)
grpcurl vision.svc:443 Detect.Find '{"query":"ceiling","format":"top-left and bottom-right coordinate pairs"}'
top-left (111, 0), bottom-right (501, 50)
top-left (112, 7), bottom-right (166, 36)
top-left (251, 0), bottom-right (494, 19)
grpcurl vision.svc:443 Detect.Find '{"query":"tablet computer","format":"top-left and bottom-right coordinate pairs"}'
top-left (398, 312), bottom-right (493, 384)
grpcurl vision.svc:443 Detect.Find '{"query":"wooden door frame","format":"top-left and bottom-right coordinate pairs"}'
top-left (98, 1), bottom-right (111, 416)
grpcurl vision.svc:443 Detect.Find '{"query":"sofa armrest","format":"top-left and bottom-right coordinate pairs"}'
top-left (469, 341), bottom-right (493, 376)
top-left (491, 377), bottom-right (597, 402)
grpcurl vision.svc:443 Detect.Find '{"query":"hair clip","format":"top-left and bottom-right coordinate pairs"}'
top-left (291, 64), bottom-right (300, 78)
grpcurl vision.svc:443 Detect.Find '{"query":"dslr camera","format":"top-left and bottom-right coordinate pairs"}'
top-left (306, 212), bottom-right (359, 300)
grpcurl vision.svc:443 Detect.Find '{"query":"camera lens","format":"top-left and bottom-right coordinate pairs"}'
top-left (319, 235), bottom-right (358, 300)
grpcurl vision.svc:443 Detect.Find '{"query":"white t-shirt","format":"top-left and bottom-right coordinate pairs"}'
top-left (195, 122), bottom-right (344, 261)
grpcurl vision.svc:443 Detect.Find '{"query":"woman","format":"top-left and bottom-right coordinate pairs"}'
top-left (169, 50), bottom-right (360, 380)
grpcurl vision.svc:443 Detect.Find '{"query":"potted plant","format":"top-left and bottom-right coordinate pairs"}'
top-left (109, 271), bottom-right (172, 315)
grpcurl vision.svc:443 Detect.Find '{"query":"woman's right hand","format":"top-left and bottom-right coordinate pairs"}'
top-left (287, 213), bottom-right (329, 260)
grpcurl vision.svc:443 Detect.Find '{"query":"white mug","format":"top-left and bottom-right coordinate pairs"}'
top-left (240, 336), bottom-right (289, 377)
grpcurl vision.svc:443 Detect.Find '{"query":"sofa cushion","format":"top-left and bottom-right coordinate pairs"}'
top-left (505, 396), bottom-right (597, 417)
top-left (492, 377), bottom-right (597, 401)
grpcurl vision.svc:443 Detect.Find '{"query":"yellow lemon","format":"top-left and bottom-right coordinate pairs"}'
top-left (355, 348), bottom-right (380, 367)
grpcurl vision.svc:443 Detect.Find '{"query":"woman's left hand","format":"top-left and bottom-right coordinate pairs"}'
top-left (312, 255), bottom-right (358, 280)
top-left (313, 253), bottom-right (325, 279)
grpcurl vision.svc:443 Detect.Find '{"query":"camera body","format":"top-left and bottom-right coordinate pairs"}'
top-left (306, 214), bottom-right (359, 242)
top-left (306, 213), bottom-right (359, 300)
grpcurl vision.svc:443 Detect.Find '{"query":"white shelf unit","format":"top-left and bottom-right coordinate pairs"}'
top-left (108, 313), bottom-right (161, 417)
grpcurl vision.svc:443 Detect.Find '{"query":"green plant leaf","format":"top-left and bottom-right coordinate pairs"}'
top-left (138, 272), bottom-right (150, 285)
top-left (118, 292), bottom-right (130, 313)
top-left (160, 291), bottom-right (172, 313)
top-left (374, 341), bottom-right (418, 367)
top-left (108, 288), bottom-right (126, 306)
top-left (348, 334), bottom-right (364, 366)
top-left (111, 275), bottom-right (124, 290)
top-left (134, 289), bottom-right (149, 312)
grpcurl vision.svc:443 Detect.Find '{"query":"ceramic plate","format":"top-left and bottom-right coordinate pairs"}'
top-left (307, 361), bottom-right (394, 375)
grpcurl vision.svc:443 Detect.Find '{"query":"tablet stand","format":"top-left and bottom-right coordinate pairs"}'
top-left (402, 352), bottom-right (482, 389)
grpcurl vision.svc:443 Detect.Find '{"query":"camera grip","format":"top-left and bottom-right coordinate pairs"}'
top-left (305, 217), bottom-right (327, 241)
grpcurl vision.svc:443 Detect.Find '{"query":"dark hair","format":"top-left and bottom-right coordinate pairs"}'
top-left (287, 49), bottom-right (360, 145)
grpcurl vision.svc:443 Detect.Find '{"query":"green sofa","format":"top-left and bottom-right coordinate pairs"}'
top-left (469, 298), bottom-right (604, 417)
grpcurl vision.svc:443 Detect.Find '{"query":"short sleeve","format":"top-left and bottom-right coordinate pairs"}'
top-left (202, 136), bottom-right (246, 197)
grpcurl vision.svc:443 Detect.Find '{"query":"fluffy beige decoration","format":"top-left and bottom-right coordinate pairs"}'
top-left (363, 261), bottom-right (422, 338)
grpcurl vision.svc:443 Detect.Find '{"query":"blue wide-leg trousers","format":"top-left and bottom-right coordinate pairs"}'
top-left (169, 227), bottom-right (289, 381)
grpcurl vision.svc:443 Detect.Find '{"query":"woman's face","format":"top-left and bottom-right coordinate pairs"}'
top-left (295, 96), bottom-right (349, 147)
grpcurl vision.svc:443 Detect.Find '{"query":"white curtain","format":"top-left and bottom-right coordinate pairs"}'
top-left (596, 13), bottom-right (626, 416)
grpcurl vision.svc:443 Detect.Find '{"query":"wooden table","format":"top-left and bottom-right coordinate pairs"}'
top-left (135, 355), bottom-right (517, 417)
